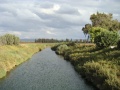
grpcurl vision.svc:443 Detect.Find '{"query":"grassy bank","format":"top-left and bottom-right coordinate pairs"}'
top-left (0, 43), bottom-right (46, 79)
top-left (52, 43), bottom-right (120, 90)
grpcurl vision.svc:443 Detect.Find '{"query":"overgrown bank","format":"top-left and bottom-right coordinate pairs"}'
top-left (51, 43), bottom-right (120, 90)
top-left (0, 44), bottom-right (46, 79)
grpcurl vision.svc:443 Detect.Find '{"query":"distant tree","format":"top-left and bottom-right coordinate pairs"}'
top-left (35, 38), bottom-right (62, 43)
top-left (66, 38), bottom-right (69, 42)
top-left (80, 39), bottom-right (83, 43)
top-left (70, 39), bottom-right (72, 42)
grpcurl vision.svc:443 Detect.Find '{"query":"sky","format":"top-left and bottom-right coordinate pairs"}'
top-left (0, 0), bottom-right (120, 39)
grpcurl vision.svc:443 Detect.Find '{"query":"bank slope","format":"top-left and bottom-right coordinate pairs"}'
top-left (52, 43), bottom-right (120, 90)
top-left (0, 44), bottom-right (45, 78)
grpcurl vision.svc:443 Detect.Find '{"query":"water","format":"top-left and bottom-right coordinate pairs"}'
top-left (0, 48), bottom-right (94, 90)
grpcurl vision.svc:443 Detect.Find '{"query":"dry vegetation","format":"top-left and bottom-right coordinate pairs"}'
top-left (0, 43), bottom-right (46, 78)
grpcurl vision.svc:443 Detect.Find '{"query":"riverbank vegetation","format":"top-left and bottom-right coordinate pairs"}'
top-left (0, 44), bottom-right (44, 78)
top-left (51, 12), bottom-right (120, 90)
top-left (0, 43), bottom-right (47, 79)
top-left (52, 43), bottom-right (120, 90)
top-left (0, 34), bottom-right (49, 79)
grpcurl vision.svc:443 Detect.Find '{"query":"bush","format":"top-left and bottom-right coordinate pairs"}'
top-left (67, 42), bottom-right (76, 46)
top-left (94, 31), bottom-right (119, 48)
top-left (56, 44), bottom-right (69, 55)
top-left (0, 34), bottom-right (20, 45)
top-left (79, 60), bottom-right (120, 90)
top-left (51, 44), bottom-right (62, 51)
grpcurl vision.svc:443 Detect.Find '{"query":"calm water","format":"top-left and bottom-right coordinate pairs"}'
top-left (0, 48), bottom-right (94, 90)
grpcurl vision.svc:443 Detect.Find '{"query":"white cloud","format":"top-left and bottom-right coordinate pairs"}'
top-left (10, 31), bottom-right (22, 36)
top-left (16, 9), bottom-right (41, 20)
top-left (46, 30), bottom-right (56, 35)
top-left (0, 0), bottom-right (120, 39)
top-left (53, 4), bottom-right (60, 11)
top-left (40, 4), bottom-right (60, 14)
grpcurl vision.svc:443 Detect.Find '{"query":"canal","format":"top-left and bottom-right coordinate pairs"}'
top-left (0, 48), bottom-right (94, 90)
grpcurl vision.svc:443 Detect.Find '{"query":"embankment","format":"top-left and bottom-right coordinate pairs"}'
top-left (0, 44), bottom-right (46, 78)
top-left (51, 43), bottom-right (120, 90)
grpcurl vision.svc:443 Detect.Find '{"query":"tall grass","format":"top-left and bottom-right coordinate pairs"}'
top-left (0, 43), bottom-right (46, 78)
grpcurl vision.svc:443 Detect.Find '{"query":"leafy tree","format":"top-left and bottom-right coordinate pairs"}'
top-left (89, 27), bottom-right (107, 42)
top-left (110, 19), bottom-right (120, 31)
top-left (82, 12), bottom-right (120, 35)
top-left (82, 24), bottom-right (92, 37)
top-left (94, 31), bottom-right (119, 48)
top-left (90, 12), bottom-right (112, 28)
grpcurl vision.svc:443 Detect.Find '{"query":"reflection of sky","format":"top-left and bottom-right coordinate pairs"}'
top-left (0, 0), bottom-right (120, 39)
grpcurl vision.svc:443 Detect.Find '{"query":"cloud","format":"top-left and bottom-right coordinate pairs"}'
top-left (9, 31), bottom-right (22, 36)
top-left (0, 0), bottom-right (120, 39)
top-left (38, 4), bottom-right (60, 14)
top-left (46, 30), bottom-right (56, 35)
top-left (16, 9), bottom-right (41, 20)
top-left (56, 4), bottom-right (79, 15)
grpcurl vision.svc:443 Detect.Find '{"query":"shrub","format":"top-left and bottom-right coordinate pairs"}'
top-left (79, 60), bottom-right (120, 89)
top-left (5, 34), bottom-right (14, 45)
top-left (56, 44), bottom-right (69, 55)
top-left (67, 42), bottom-right (76, 46)
top-left (94, 31), bottom-right (119, 48)
top-left (0, 34), bottom-right (20, 45)
top-left (0, 36), bottom-right (7, 45)
top-left (51, 44), bottom-right (61, 51)
top-left (13, 35), bottom-right (20, 45)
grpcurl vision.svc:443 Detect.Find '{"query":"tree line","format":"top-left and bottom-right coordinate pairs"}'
top-left (35, 38), bottom-right (90, 43)
top-left (0, 34), bottom-right (20, 45)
